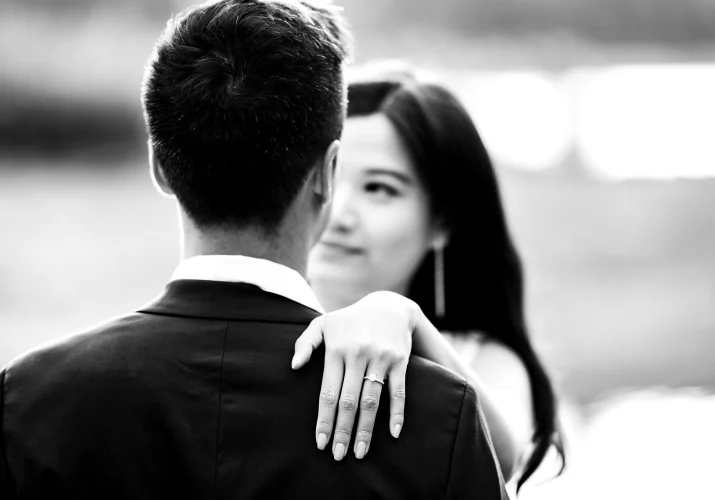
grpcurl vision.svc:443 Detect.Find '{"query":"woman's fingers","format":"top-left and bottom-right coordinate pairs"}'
top-left (315, 351), bottom-right (344, 451)
top-left (388, 361), bottom-right (407, 438)
top-left (292, 316), bottom-right (325, 370)
top-left (304, 294), bottom-right (415, 459)
top-left (353, 364), bottom-right (388, 459)
top-left (331, 358), bottom-right (367, 461)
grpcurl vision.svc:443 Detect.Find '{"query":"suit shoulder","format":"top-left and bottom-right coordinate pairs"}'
top-left (4, 312), bottom-right (150, 385)
top-left (407, 354), bottom-right (467, 386)
top-left (405, 355), bottom-right (472, 408)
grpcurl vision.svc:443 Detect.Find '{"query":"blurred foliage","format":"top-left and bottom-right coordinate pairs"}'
top-left (16, 0), bottom-right (176, 20)
top-left (0, 84), bottom-right (142, 156)
top-left (18, 0), bottom-right (715, 44)
top-left (2, 0), bottom-right (714, 157)
top-left (347, 0), bottom-right (715, 44)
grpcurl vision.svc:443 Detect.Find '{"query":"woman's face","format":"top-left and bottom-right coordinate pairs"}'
top-left (308, 113), bottom-right (439, 309)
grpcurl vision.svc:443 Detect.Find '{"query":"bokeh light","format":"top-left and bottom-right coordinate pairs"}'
top-left (575, 64), bottom-right (715, 181)
top-left (460, 71), bottom-right (573, 171)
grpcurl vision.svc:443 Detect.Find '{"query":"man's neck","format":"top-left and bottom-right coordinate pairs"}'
top-left (180, 216), bottom-right (311, 278)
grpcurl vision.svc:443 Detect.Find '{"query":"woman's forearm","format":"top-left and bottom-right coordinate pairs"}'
top-left (409, 304), bottom-right (519, 481)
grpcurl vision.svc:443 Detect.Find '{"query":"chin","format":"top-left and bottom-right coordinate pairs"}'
top-left (308, 252), bottom-right (351, 276)
top-left (308, 264), bottom-right (351, 287)
top-left (310, 266), bottom-right (370, 296)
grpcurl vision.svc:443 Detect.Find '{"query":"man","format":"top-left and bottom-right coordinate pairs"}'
top-left (0, 1), bottom-right (507, 498)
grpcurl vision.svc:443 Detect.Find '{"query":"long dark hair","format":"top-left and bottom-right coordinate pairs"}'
top-left (347, 71), bottom-right (564, 490)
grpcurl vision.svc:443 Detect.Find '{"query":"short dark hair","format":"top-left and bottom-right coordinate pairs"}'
top-left (348, 70), bottom-right (565, 491)
top-left (142, 0), bottom-right (350, 229)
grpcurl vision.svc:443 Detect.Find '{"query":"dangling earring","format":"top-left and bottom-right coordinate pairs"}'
top-left (434, 239), bottom-right (446, 318)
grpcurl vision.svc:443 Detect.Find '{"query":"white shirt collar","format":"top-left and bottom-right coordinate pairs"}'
top-left (171, 255), bottom-right (325, 314)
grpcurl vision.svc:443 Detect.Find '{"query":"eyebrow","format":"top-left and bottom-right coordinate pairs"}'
top-left (365, 168), bottom-right (413, 185)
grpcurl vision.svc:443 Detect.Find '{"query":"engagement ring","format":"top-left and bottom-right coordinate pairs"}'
top-left (363, 373), bottom-right (385, 385)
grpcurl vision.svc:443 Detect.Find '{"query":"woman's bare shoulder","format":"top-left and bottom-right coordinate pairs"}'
top-left (442, 330), bottom-right (531, 394)
top-left (441, 330), bottom-right (488, 364)
top-left (444, 330), bottom-right (535, 456)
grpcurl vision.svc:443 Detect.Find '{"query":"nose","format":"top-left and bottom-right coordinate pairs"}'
top-left (327, 186), bottom-right (359, 234)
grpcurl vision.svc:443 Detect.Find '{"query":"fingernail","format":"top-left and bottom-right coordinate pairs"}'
top-left (291, 355), bottom-right (299, 369)
top-left (393, 424), bottom-right (402, 438)
top-left (334, 443), bottom-right (346, 461)
top-left (355, 441), bottom-right (367, 459)
top-left (317, 433), bottom-right (327, 450)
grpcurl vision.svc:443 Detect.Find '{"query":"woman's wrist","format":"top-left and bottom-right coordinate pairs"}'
top-left (406, 300), bottom-right (438, 359)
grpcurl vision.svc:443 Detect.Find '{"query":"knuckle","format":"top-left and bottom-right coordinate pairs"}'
top-left (392, 387), bottom-right (407, 403)
top-left (339, 393), bottom-right (358, 412)
top-left (360, 393), bottom-right (380, 412)
top-left (356, 344), bottom-right (374, 359)
top-left (376, 349), bottom-right (392, 362)
top-left (319, 388), bottom-right (338, 406)
top-left (331, 346), bottom-right (349, 359)
top-left (316, 419), bottom-right (333, 430)
top-left (381, 348), bottom-right (404, 363)
top-left (333, 427), bottom-right (352, 440)
top-left (356, 429), bottom-right (373, 440)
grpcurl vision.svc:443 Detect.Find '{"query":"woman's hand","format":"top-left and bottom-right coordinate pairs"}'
top-left (291, 291), bottom-right (417, 461)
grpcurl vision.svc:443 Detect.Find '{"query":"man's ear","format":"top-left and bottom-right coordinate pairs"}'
top-left (313, 139), bottom-right (340, 204)
top-left (149, 143), bottom-right (175, 197)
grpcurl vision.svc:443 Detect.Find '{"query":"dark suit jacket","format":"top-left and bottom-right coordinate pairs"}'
top-left (0, 280), bottom-right (506, 499)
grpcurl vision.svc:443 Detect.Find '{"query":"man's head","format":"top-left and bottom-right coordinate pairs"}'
top-left (142, 0), bottom-right (350, 236)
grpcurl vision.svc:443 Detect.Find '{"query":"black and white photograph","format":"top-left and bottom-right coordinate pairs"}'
top-left (1, 0), bottom-right (713, 498)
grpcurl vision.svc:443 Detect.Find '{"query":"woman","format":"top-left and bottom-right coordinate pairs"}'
top-left (292, 70), bottom-right (564, 491)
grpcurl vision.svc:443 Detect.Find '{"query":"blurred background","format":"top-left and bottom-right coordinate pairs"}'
top-left (1, 0), bottom-right (714, 497)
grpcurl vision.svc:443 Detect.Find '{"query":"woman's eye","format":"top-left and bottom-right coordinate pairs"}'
top-left (364, 182), bottom-right (400, 198)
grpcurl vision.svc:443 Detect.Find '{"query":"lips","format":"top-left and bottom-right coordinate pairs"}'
top-left (319, 241), bottom-right (364, 255)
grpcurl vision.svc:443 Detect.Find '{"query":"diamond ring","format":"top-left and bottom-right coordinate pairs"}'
top-left (363, 373), bottom-right (385, 385)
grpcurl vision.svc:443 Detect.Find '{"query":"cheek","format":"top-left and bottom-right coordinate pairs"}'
top-left (365, 200), bottom-right (432, 278)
